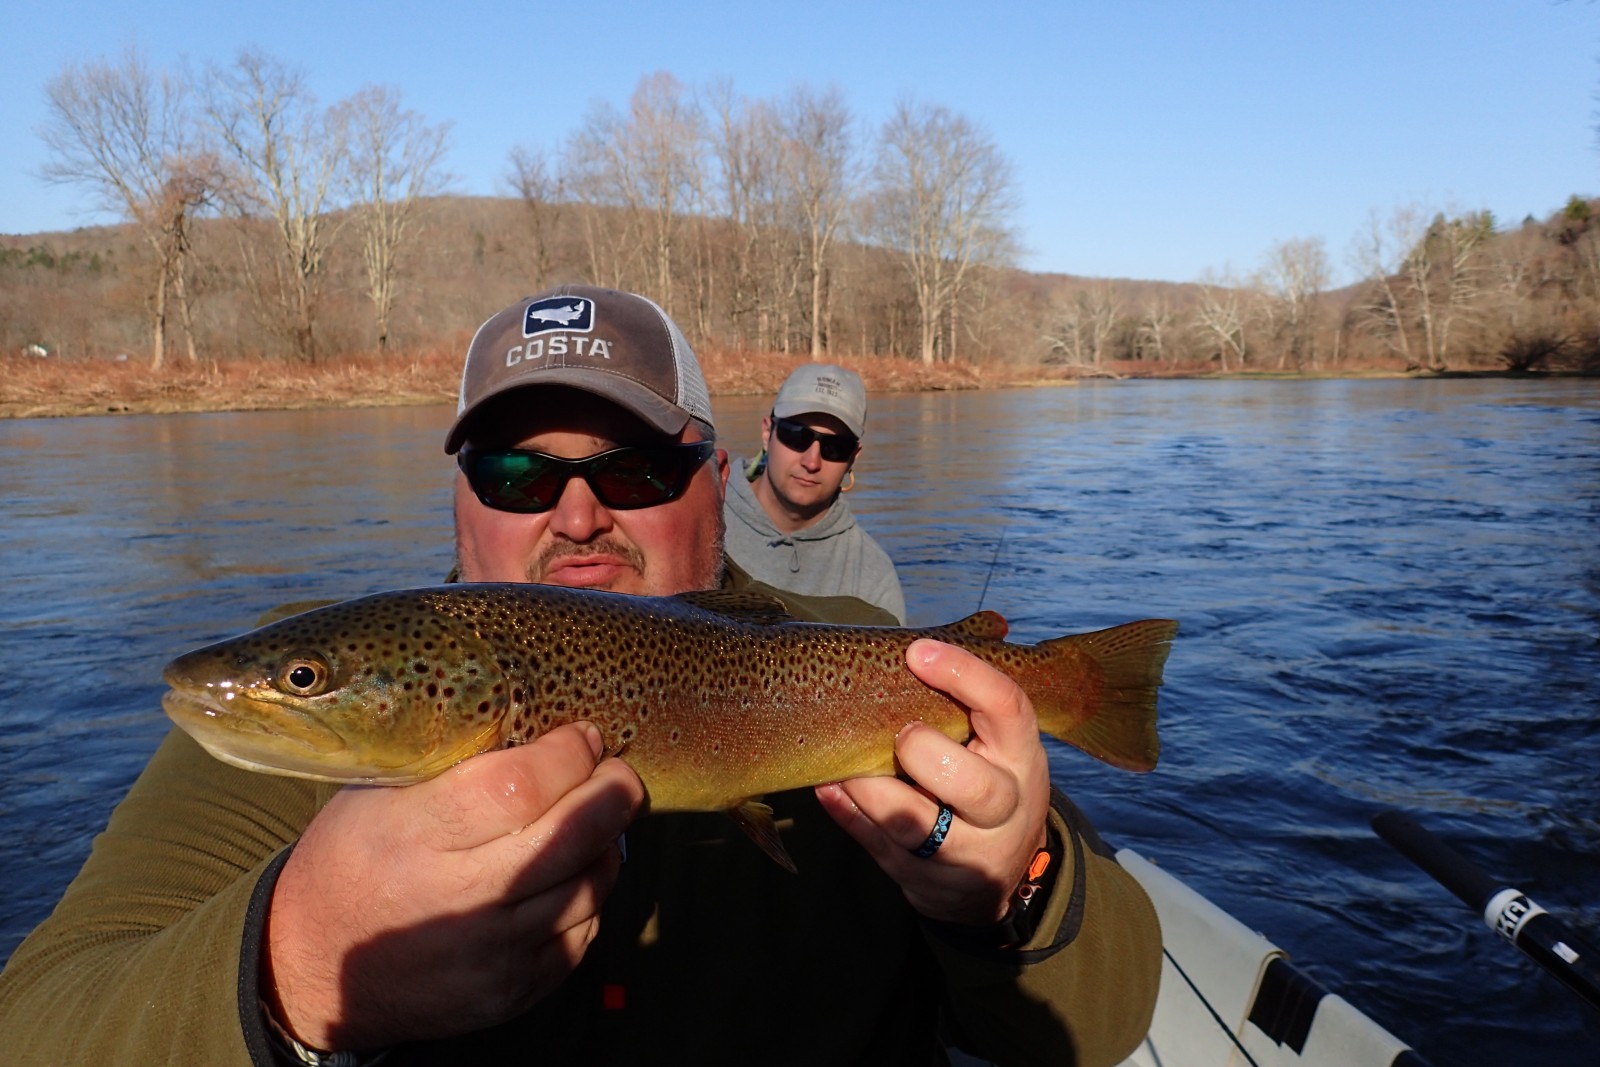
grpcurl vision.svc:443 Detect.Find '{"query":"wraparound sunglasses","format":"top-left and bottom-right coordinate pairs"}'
top-left (458, 441), bottom-right (716, 513)
top-left (771, 416), bottom-right (858, 463)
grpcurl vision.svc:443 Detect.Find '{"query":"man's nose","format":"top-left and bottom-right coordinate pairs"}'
top-left (545, 475), bottom-right (614, 541)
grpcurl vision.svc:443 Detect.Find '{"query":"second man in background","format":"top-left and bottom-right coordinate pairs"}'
top-left (724, 364), bottom-right (906, 623)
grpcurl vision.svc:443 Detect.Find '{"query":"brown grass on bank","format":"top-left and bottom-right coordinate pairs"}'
top-left (1, 345), bottom-right (1060, 421)
top-left (4, 341), bottom-right (1489, 421)
top-left (0, 345), bottom-right (467, 420)
top-left (703, 348), bottom-right (995, 397)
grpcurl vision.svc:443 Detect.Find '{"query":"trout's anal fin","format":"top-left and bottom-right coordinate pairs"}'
top-left (727, 800), bottom-right (798, 873)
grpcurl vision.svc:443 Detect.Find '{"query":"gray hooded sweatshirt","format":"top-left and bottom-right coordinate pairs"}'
top-left (723, 455), bottom-right (907, 624)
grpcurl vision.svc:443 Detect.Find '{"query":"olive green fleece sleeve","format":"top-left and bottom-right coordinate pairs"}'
top-left (925, 801), bottom-right (1163, 1067)
top-left (0, 729), bottom-right (332, 1066)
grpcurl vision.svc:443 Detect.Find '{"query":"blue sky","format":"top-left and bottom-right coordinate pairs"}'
top-left (2, 1), bottom-right (1596, 285)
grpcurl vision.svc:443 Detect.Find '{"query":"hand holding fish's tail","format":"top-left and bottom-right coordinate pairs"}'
top-left (265, 723), bottom-right (644, 1050)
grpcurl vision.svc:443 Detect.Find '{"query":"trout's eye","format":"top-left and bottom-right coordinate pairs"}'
top-left (279, 656), bottom-right (330, 696)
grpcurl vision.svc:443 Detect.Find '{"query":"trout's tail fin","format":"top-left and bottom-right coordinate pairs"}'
top-left (1034, 619), bottom-right (1177, 773)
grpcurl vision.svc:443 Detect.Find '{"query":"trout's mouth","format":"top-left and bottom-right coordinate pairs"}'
top-left (161, 687), bottom-right (355, 778)
top-left (160, 686), bottom-right (501, 785)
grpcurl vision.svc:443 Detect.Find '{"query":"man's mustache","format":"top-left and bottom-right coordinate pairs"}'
top-left (534, 537), bottom-right (647, 578)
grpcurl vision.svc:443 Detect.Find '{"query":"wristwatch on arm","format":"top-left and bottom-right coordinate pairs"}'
top-left (260, 1000), bottom-right (391, 1067)
top-left (922, 788), bottom-right (1087, 961)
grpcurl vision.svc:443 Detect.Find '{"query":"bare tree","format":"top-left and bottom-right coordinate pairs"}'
top-left (1043, 283), bottom-right (1122, 369)
top-left (954, 265), bottom-right (1030, 362)
top-left (38, 47), bottom-right (216, 369)
top-left (1424, 212), bottom-right (1495, 369)
top-left (204, 49), bottom-right (345, 361)
top-left (561, 110), bottom-right (634, 290)
top-left (1193, 270), bottom-right (1248, 371)
top-left (564, 72), bottom-right (705, 314)
top-left (777, 86), bottom-right (856, 359)
top-left (1135, 295), bottom-right (1176, 363)
top-left (330, 85), bottom-right (451, 352)
top-left (1351, 208), bottom-right (1420, 368)
top-left (1085, 283), bottom-right (1124, 367)
top-left (1486, 246), bottom-right (1574, 370)
top-left (866, 100), bottom-right (1017, 363)
top-left (704, 82), bottom-right (785, 348)
top-left (506, 144), bottom-right (564, 285)
top-left (1261, 236), bottom-right (1329, 370)
top-left (1042, 293), bottom-right (1088, 366)
top-left (1353, 205), bottom-right (1493, 371)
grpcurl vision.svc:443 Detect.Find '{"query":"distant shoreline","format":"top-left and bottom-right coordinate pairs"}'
top-left (0, 351), bottom-right (1574, 422)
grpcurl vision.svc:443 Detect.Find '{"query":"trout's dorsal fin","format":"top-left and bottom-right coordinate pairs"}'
top-left (727, 800), bottom-right (799, 873)
top-left (926, 610), bottom-right (1010, 643)
top-left (676, 590), bottom-right (796, 626)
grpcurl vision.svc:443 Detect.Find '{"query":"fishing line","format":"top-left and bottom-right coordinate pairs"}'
top-left (1158, 946), bottom-right (1263, 1067)
top-left (976, 525), bottom-right (1008, 612)
top-left (973, 524), bottom-right (1256, 1060)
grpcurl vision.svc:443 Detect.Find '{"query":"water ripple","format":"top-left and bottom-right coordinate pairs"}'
top-left (4, 382), bottom-right (1599, 1065)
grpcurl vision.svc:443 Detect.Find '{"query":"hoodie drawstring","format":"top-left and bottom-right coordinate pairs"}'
top-left (765, 537), bottom-right (802, 574)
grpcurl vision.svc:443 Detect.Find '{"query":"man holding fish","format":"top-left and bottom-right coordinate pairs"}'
top-left (0, 285), bottom-right (1166, 1065)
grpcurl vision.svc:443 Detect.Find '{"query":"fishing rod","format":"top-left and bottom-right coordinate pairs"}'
top-left (1372, 809), bottom-right (1600, 1014)
top-left (975, 525), bottom-right (1008, 612)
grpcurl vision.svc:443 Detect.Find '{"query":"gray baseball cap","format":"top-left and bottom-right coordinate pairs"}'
top-left (771, 363), bottom-right (867, 437)
top-left (444, 284), bottom-right (715, 454)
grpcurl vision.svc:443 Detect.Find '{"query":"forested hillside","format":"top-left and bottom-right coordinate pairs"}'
top-left (8, 193), bottom-right (1600, 378)
top-left (6, 52), bottom-right (1596, 379)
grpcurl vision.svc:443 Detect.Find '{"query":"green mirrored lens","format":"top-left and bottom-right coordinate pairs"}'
top-left (473, 453), bottom-right (563, 511)
top-left (590, 449), bottom-right (682, 506)
top-left (459, 442), bottom-right (713, 513)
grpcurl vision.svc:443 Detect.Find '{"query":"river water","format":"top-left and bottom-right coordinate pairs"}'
top-left (2, 379), bottom-right (1597, 1065)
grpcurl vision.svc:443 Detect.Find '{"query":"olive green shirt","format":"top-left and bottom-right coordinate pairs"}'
top-left (0, 567), bottom-right (1160, 1065)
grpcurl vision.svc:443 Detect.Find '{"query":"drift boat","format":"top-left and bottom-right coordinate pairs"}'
top-left (1113, 849), bottom-right (1428, 1067)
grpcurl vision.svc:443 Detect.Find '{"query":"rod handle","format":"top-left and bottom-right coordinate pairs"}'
top-left (1372, 809), bottom-right (1600, 1014)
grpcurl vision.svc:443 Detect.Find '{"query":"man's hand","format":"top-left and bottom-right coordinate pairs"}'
top-left (264, 722), bottom-right (645, 1051)
top-left (816, 639), bottom-right (1052, 927)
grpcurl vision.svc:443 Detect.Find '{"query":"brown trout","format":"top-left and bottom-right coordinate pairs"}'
top-left (163, 585), bottom-right (1176, 868)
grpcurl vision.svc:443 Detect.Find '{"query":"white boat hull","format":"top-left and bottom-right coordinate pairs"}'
top-left (1116, 849), bottom-right (1427, 1067)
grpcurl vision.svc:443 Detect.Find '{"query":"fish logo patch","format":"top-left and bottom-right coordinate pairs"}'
top-left (524, 297), bottom-right (594, 337)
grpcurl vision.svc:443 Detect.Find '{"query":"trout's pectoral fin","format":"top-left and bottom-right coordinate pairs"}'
top-left (727, 800), bottom-right (798, 874)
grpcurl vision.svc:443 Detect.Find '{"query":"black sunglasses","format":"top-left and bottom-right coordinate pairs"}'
top-left (771, 416), bottom-right (858, 463)
top-left (458, 441), bottom-right (716, 513)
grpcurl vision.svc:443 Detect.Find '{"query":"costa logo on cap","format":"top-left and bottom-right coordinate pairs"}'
top-left (524, 296), bottom-right (594, 337)
top-left (445, 285), bottom-right (717, 455)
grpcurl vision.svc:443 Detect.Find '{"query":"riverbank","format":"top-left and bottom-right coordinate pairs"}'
top-left (0, 346), bottom-right (1058, 420)
top-left (2, 347), bottom-right (1527, 420)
